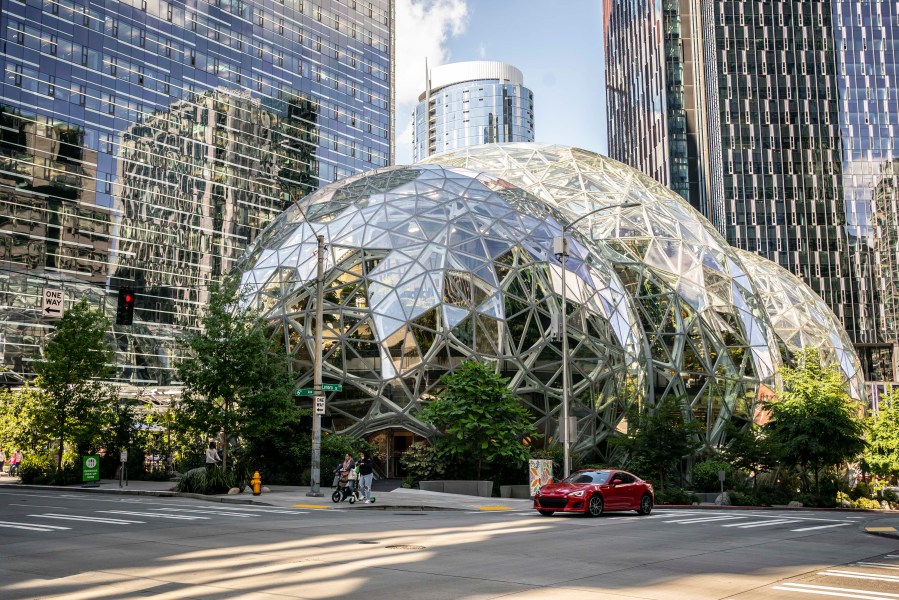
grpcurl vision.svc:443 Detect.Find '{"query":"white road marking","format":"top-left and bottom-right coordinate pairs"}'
top-left (663, 515), bottom-right (747, 524)
top-left (730, 519), bottom-right (803, 529)
top-left (200, 507), bottom-right (311, 515)
top-left (774, 582), bottom-right (899, 599)
top-left (854, 562), bottom-right (899, 571)
top-left (154, 508), bottom-right (257, 517)
top-left (819, 570), bottom-right (899, 583)
top-left (97, 510), bottom-right (209, 520)
top-left (0, 520), bottom-right (71, 532)
top-left (791, 523), bottom-right (853, 532)
top-left (31, 513), bottom-right (145, 524)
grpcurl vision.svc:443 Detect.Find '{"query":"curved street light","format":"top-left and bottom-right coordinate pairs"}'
top-left (553, 201), bottom-right (640, 478)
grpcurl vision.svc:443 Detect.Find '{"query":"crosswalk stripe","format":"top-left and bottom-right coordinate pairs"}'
top-left (854, 562), bottom-right (899, 571)
top-left (819, 570), bottom-right (899, 583)
top-left (31, 513), bottom-right (145, 524)
top-left (774, 582), bottom-right (899, 599)
top-left (154, 508), bottom-right (257, 517)
top-left (0, 520), bottom-right (70, 532)
top-left (791, 523), bottom-right (852, 532)
top-left (729, 519), bottom-right (802, 529)
top-left (97, 510), bottom-right (209, 520)
top-left (200, 507), bottom-right (309, 515)
top-left (663, 515), bottom-right (746, 524)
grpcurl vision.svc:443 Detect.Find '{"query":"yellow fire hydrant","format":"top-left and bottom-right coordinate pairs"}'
top-left (251, 471), bottom-right (262, 496)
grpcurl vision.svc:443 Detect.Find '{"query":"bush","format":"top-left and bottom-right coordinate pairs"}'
top-left (849, 482), bottom-right (873, 500)
top-left (655, 486), bottom-right (698, 505)
top-left (400, 443), bottom-right (446, 488)
top-left (691, 460), bottom-right (734, 492)
top-left (853, 497), bottom-right (883, 510)
top-left (728, 490), bottom-right (752, 506)
top-left (175, 466), bottom-right (242, 495)
top-left (18, 454), bottom-right (81, 485)
top-left (882, 488), bottom-right (898, 504)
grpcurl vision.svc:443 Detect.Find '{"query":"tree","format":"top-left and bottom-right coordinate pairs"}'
top-left (763, 348), bottom-right (866, 496)
top-left (419, 360), bottom-right (537, 480)
top-left (176, 279), bottom-right (298, 473)
top-left (33, 298), bottom-right (117, 470)
top-left (866, 389), bottom-right (899, 482)
top-left (0, 385), bottom-right (50, 453)
top-left (613, 395), bottom-right (702, 490)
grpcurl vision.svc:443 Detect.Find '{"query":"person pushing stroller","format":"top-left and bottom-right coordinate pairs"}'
top-left (331, 453), bottom-right (360, 503)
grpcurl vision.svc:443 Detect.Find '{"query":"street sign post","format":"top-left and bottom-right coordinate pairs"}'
top-left (42, 288), bottom-right (65, 319)
top-left (314, 395), bottom-right (326, 415)
top-left (82, 455), bottom-right (100, 487)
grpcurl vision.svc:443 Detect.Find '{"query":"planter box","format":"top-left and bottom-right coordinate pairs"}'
top-left (419, 480), bottom-right (493, 497)
top-left (500, 485), bottom-right (531, 499)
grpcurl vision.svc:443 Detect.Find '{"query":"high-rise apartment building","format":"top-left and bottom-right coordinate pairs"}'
top-left (605, 0), bottom-right (898, 383)
top-left (413, 61), bottom-right (534, 161)
top-left (0, 0), bottom-right (394, 384)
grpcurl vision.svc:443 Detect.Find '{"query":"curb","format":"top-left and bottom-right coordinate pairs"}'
top-left (864, 527), bottom-right (899, 541)
top-left (657, 503), bottom-right (897, 514)
top-left (0, 483), bottom-right (275, 506)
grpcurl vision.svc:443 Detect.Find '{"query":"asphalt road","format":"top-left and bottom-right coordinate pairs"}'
top-left (0, 489), bottom-right (896, 599)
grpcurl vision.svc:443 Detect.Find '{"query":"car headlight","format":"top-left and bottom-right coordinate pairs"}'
top-left (568, 490), bottom-right (585, 497)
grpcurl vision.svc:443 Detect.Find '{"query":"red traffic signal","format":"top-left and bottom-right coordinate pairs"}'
top-left (116, 288), bottom-right (135, 325)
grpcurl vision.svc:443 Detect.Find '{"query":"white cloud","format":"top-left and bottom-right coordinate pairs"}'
top-left (476, 42), bottom-right (487, 59)
top-left (394, 0), bottom-right (469, 164)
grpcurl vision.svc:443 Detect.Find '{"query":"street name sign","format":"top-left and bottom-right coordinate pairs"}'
top-left (42, 288), bottom-right (65, 319)
top-left (321, 383), bottom-right (342, 391)
top-left (295, 388), bottom-right (314, 397)
top-left (82, 455), bottom-right (100, 483)
top-left (314, 395), bottom-right (326, 415)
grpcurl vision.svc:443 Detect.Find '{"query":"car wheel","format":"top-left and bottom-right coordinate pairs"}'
top-left (637, 493), bottom-right (653, 515)
top-left (538, 510), bottom-right (554, 517)
top-left (331, 490), bottom-right (342, 503)
top-left (587, 494), bottom-right (604, 517)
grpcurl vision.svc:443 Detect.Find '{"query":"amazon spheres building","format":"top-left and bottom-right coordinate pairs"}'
top-left (237, 143), bottom-right (864, 466)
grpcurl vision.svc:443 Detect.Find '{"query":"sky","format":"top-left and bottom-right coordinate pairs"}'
top-left (394, 0), bottom-right (607, 165)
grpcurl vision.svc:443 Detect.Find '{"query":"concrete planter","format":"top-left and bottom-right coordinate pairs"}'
top-left (419, 480), bottom-right (493, 497)
top-left (500, 485), bottom-right (531, 499)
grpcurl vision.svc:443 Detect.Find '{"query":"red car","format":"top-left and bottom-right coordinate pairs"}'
top-left (533, 469), bottom-right (654, 517)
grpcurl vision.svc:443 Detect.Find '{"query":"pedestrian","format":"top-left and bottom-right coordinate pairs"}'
top-left (0, 448), bottom-right (6, 476)
top-left (339, 452), bottom-right (355, 491)
top-left (205, 442), bottom-right (221, 469)
top-left (9, 449), bottom-right (20, 477)
top-left (357, 450), bottom-right (373, 503)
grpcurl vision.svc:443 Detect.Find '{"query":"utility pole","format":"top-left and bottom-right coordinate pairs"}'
top-left (307, 234), bottom-right (326, 497)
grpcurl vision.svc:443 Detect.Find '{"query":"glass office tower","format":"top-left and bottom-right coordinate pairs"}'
top-left (412, 61), bottom-right (534, 161)
top-left (605, 0), bottom-right (898, 383)
top-left (0, 0), bottom-right (394, 384)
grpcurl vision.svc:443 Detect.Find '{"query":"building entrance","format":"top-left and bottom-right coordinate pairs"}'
top-left (365, 428), bottom-right (427, 479)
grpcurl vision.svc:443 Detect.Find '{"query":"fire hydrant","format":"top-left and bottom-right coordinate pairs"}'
top-left (251, 471), bottom-right (262, 496)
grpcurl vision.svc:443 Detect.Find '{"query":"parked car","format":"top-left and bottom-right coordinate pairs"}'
top-left (533, 469), bottom-right (654, 517)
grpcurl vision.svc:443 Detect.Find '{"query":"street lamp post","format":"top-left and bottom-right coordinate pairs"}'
top-left (307, 233), bottom-right (326, 497)
top-left (553, 202), bottom-right (639, 478)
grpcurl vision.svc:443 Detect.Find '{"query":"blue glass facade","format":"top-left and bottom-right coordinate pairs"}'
top-left (0, 0), bottom-right (394, 383)
top-left (412, 61), bottom-right (534, 161)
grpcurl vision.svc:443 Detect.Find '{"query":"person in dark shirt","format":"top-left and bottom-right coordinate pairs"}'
top-left (357, 451), bottom-right (374, 503)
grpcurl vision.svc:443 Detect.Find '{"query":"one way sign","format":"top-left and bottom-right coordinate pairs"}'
top-left (42, 288), bottom-right (65, 319)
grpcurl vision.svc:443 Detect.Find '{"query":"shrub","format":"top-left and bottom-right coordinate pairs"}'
top-left (728, 490), bottom-right (752, 506)
top-left (853, 497), bottom-right (883, 510)
top-left (691, 460), bottom-right (734, 492)
top-left (18, 454), bottom-right (79, 485)
top-left (849, 482), bottom-right (873, 500)
top-left (400, 443), bottom-right (446, 488)
top-left (655, 486), bottom-right (698, 505)
top-left (882, 488), bottom-right (898, 504)
top-left (175, 466), bottom-right (241, 495)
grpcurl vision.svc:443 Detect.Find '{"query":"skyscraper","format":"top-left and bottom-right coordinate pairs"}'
top-left (413, 61), bottom-right (534, 161)
top-left (604, 0), bottom-right (897, 383)
top-left (0, 0), bottom-right (394, 384)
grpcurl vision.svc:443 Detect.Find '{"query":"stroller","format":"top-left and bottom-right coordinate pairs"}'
top-left (331, 465), bottom-right (363, 504)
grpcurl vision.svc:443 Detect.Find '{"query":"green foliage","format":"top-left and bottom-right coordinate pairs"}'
top-left (691, 460), bottom-right (734, 492)
top-left (175, 466), bottom-right (242, 495)
top-left (418, 361), bottom-right (538, 480)
top-left (31, 298), bottom-right (117, 469)
top-left (175, 280), bottom-right (300, 473)
top-left (400, 442), bottom-right (447, 488)
top-left (18, 453), bottom-right (79, 485)
top-left (720, 421), bottom-right (778, 475)
top-left (883, 488), bottom-right (898, 504)
top-left (0, 385), bottom-right (50, 452)
top-left (612, 395), bottom-right (702, 490)
top-left (764, 348), bottom-right (867, 495)
top-left (865, 390), bottom-right (899, 480)
top-left (727, 490), bottom-right (752, 506)
top-left (654, 486), bottom-right (698, 505)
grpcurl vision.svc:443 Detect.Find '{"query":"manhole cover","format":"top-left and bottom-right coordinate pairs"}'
top-left (358, 541), bottom-right (379, 544)
top-left (385, 545), bottom-right (426, 550)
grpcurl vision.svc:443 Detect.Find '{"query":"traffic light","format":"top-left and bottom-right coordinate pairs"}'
top-left (116, 288), bottom-right (135, 325)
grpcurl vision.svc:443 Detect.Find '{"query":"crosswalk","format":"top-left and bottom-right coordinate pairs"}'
top-left (0, 500), bottom-right (312, 534)
top-left (769, 554), bottom-right (899, 599)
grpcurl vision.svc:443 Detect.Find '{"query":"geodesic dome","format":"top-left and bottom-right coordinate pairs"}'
top-left (735, 248), bottom-right (865, 400)
top-left (421, 143), bottom-right (784, 443)
top-left (237, 165), bottom-right (647, 454)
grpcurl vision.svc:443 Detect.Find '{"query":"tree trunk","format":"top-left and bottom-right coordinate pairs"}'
top-left (57, 434), bottom-right (64, 471)
top-left (222, 430), bottom-right (229, 474)
top-left (814, 462), bottom-right (820, 497)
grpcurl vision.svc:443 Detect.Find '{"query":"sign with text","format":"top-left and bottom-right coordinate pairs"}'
top-left (321, 383), bottom-right (342, 391)
top-left (42, 288), bottom-right (65, 319)
top-left (82, 455), bottom-right (100, 482)
top-left (295, 388), bottom-right (314, 397)
top-left (314, 395), bottom-right (326, 415)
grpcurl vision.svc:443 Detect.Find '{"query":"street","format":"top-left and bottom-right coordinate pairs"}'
top-left (0, 489), bottom-right (896, 599)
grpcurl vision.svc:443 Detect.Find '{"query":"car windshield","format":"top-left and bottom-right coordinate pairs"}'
top-left (562, 470), bottom-right (611, 485)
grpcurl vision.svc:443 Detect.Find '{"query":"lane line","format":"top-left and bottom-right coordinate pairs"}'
top-left (186, 506), bottom-right (309, 515)
top-left (153, 508), bottom-right (257, 517)
top-left (722, 519), bottom-right (793, 527)
top-left (819, 570), bottom-right (899, 583)
top-left (31, 513), bottom-right (145, 524)
top-left (791, 523), bottom-right (853, 532)
top-left (663, 515), bottom-right (747, 524)
top-left (0, 520), bottom-right (70, 532)
top-left (854, 562), bottom-right (899, 571)
top-left (778, 582), bottom-right (899, 597)
top-left (732, 519), bottom-right (803, 529)
top-left (97, 510), bottom-right (209, 520)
